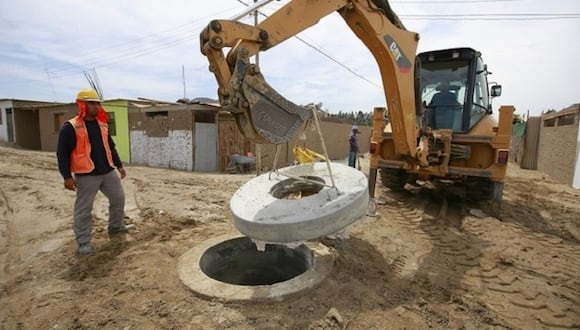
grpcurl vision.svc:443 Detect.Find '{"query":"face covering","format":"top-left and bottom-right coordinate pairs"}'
top-left (76, 99), bottom-right (109, 123)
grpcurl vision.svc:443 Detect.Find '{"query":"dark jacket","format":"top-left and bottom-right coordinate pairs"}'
top-left (57, 120), bottom-right (122, 179)
top-left (349, 133), bottom-right (359, 153)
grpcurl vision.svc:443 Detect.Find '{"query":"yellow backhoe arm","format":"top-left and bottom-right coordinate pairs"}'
top-left (200, 0), bottom-right (419, 158)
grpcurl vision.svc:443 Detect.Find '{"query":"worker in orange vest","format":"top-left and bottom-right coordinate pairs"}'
top-left (57, 89), bottom-right (131, 255)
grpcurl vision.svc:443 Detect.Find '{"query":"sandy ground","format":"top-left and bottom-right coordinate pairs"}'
top-left (0, 145), bottom-right (578, 330)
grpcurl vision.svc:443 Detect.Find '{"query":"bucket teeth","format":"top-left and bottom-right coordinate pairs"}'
top-left (223, 57), bottom-right (312, 144)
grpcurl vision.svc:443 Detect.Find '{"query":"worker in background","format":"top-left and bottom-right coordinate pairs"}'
top-left (57, 89), bottom-right (131, 255)
top-left (348, 125), bottom-right (359, 168)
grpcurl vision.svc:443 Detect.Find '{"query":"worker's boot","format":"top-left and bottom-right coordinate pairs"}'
top-left (108, 224), bottom-right (135, 236)
top-left (78, 242), bottom-right (93, 255)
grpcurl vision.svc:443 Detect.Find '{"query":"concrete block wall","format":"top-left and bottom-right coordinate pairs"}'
top-left (129, 110), bottom-right (195, 171)
top-left (14, 109), bottom-right (41, 149)
top-left (257, 121), bottom-right (372, 167)
top-left (38, 104), bottom-right (77, 152)
top-left (129, 110), bottom-right (194, 137)
top-left (537, 114), bottom-right (579, 185)
top-left (574, 123), bottom-right (580, 189)
top-left (130, 130), bottom-right (193, 171)
top-left (0, 101), bottom-right (12, 142)
top-left (218, 117), bottom-right (250, 171)
top-left (128, 109), bottom-right (370, 171)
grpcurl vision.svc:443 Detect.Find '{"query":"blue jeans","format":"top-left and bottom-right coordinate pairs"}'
top-left (348, 151), bottom-right (357, 168)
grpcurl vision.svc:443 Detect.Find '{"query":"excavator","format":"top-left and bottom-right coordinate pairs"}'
top-left (200, 0), bottom-right (514, 217)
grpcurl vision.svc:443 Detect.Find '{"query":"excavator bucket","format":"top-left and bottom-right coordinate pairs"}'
top-left (224, 56), bottom-right (312, 145)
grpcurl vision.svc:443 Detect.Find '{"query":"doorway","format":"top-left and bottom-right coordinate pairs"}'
top-left (6, 108), bottom-right (14, 143)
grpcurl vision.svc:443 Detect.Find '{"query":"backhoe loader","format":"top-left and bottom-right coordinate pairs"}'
top-left (200, 0), bottom-right (514, 217)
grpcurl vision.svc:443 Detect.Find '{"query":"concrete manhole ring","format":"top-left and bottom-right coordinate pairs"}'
top-left (178, 234), bottom-right (335, 302)
top-left (230, 162), bottom-right (369, 243)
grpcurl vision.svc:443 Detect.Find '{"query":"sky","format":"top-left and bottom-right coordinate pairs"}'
top-left (0, 0), bottom-right (578, 116)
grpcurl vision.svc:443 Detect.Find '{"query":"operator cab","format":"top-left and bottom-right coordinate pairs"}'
top-left (418, 48), bottom-right (502, 132)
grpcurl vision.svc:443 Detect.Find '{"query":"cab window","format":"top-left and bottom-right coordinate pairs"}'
top-left (470, 58), bottom-right (489, 128)
top-left (421, 60), bottom-right (469, 132)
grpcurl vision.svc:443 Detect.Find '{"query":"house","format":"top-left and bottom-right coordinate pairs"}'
top-left (128, 102), bottom-right (249, 172)
top-left (1, 97), bottom-right (372, 173)
top-left (537, 104), bottom-right (580, 188)
top-left (128, 101), bottom-right (375, 172)
top-left (0, 97), bottom-right (247, 171)
top-left (34, 99), bottom-right (156, 162)
top-left (0, 99), bottom-right (63, 149)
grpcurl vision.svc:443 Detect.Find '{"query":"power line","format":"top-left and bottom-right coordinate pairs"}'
top-left (11, 3), bottom-right (577, 79)
top-left (2, 6), bottom-right (245, 79)
top-left (268, 0), bottom-right (521, 5)
top-left (44, 66), bottom-right (57, 101)
top-left (235, 0), bottom-right (381, 88)
top-left (45, 30), bottom-right (194, 74)
top-left (49, 34), bottom-right (197, 79)
top-left (403, 16), bottom-right (580, 20)
top-left (43, 6), bottom-right (245, 76)
top-left (392, 0), bottom-right (520, 3)
top-left (403, 13), bottom-right (580, 17)
top-left (5, 1), bottom-right (576, 91)
top-left (400, 14), bottom-right (580, 21)
top-left (233, 0), bottom-right (580, 87)
top-left (292, 35), bottom-right (381, 88)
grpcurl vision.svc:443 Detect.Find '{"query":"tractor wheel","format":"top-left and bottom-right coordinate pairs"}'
top-left (465, 178), bottom-right (494, 201)
top-left (380, 169), bottom-right (408, 192)
top-left (465, 178), bottom-right (504, 218)
top-left (490, 182), bottom-right (504, 218)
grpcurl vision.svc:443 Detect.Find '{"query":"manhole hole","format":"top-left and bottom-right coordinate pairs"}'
top-left (200, 237), bottom-right (312, 285)
top-left (270, 176), bottom-right (325, 199)
top-left (178, 234), bottom-right (335, 301)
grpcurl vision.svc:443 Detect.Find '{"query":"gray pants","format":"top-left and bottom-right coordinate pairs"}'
top-left (74, 170), bottom-right (125, 245)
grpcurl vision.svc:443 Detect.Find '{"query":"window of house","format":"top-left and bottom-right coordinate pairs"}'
top-left (557, 114), bottom-right (576, 126)
top-left (544, 118), bottom-right (556, 127)
top-left (107, 112), bottom-right (117, 136)
top-left (0, 108), bottom-right (2, 125)
top-left (145, 111), bottom-right (169, 118)
top-left (194, 111), bottom-right (216, 123)
top-left (53, 113), bottom-right (65, 132)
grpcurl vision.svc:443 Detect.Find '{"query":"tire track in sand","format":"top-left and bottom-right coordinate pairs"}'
top-left (379, 189), bottom-right (580, 330)
top-left (0, 185), bottom-right (14, 299)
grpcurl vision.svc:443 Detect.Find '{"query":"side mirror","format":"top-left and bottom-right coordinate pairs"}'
top-left (491, 85), bottom-right (502, 97)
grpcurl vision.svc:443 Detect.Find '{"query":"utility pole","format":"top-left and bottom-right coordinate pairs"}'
top-left (182, 64), bottom-right (186, 99)
top-left (254, 0), bottom-right (262, 175)
top-left (254, 1), bottom-right (260, 66)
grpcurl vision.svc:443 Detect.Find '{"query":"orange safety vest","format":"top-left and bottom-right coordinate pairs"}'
top-left (69, 116), bottom-right (115, 174)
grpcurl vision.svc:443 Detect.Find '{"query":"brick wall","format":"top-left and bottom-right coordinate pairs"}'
top-left (14, 109), bottom-right (41, 149)
top-left (129, 110), bottom-right (195, 170)
top-left (38, 104), bottom-right (77, 151)
top-left (537, 113), bottom-right (579, 185)
top-left (214, 115), bottom-right (371, 171)
top-left (218, 116), bottom-right (250, 171)
top-left (257, 121), bottom-right (371, 167)
top-left (129, 110), bottom-right (194, 137)
top-left (128, 108), bottom-right (371, 172)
